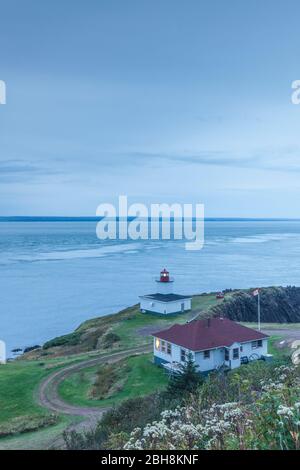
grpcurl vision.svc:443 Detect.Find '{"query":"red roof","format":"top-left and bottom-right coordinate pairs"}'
top-left (153, 318), bottom-right (268, 351)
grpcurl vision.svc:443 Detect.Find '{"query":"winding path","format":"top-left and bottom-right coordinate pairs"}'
top-left (38, 345), bottom-right (152, 419)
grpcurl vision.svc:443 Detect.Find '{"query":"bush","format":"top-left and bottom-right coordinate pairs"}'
top-left (101, 332), bottom-right (121, 349)
top-left (123, 362), bottom-right (300, 450)
top-left (166, 353), bottom-right (203, 397)
top-left (0, 414), bottom-right (58, 437)
top-left (64, 393), bottom-right (176, 450)
top-left (43, 332), bottom-right (81, 349)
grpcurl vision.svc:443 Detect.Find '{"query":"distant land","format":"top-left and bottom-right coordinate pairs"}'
top-left (1, 216), bottom-right (300, 222)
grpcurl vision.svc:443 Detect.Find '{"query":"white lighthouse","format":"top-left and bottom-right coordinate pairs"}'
top-left (139, 269), bottom-right (192, 315)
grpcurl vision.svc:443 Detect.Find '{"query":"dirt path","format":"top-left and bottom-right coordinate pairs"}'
top-left (39, 345), bottom-right (151, 416)
top-left (38, 345), bottom-right (152, 448)
top-left (262, 329), bottom-right (300, 340)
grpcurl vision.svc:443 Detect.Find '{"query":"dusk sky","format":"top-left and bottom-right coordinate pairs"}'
top-left (1, 0), bottom-right (300, 217)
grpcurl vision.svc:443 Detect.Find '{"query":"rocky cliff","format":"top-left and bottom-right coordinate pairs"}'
top-left (210, 286), bottom-right (300, 323)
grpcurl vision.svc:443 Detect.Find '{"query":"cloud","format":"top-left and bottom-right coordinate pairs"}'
top-left (122, 150), bottom-right (260, 169)
top-left (121, 148), bottom-right (300, 173)
top-left (0, 159), bottom-right (63, 183)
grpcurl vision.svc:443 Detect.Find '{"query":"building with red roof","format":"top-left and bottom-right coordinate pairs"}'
top-left (153, 317), bottom-right (269, 373)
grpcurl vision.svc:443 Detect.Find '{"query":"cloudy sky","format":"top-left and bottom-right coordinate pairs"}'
top-left (1, 0), bottom-right (300, 217)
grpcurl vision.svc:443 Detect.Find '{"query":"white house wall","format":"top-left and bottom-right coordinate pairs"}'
top-left (194, 348), bottom-right (224, 372)
top-left (240, 339), bottom-right (268, 358)
top-left (153, 337), bottom-right (268, 372)
top-left (141, 298), bottom-right (191, 314)
top-left (153, 337), bottom-right (193, 363)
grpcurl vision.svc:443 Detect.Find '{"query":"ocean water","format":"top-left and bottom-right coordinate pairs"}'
top-left (1, 219), bottom-right (300, 354)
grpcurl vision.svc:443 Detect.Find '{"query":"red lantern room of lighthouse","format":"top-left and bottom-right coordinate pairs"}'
top-left (156, 269), bottom-right (174, 294)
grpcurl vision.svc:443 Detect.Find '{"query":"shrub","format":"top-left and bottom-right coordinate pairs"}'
top-left (101, 332), bottom-right (121, 349)
top-left (43, 332), bottom-right (81, 349)
top-left (0, 414), bottom-right (58, 437)
top-left (123, 363), bottom-right (300, 450)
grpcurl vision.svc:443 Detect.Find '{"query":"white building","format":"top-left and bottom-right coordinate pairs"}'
top-left (153, 317), bottom-right (269, 373)
top-left (0, 340), bottom-right (6, 364)
top-left (139, 269), bottom-right (192, 315)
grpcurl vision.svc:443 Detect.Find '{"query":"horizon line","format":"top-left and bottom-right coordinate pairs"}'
top-left (1, 216), bottom-right (300, 222)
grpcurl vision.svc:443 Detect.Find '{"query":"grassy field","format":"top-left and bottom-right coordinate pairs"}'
top-left (268, 336), bottom-right (291, 358)
top-left (0, 416), bottom-right (77, 450)
top-left (58, 353), bottom-right (168, 408)
top-left (0, 361), bottom-right (54, 425)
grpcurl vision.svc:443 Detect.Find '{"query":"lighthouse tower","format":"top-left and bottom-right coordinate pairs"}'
top-left (155, 268), bottom-right (174, 294)
top-left (139, 268), bottom-right (192, 315)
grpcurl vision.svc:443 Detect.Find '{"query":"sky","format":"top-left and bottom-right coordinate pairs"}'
top-left (1, 0), bottom-right (300, 217)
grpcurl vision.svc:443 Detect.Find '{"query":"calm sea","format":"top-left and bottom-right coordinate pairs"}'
top-left (1, 219), bottom-right (300, 354)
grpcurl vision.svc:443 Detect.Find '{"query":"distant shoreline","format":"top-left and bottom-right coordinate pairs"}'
top-left (1, 216), bottom-right (300, 222)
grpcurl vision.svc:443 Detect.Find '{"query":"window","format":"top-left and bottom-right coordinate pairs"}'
top-left (161, 341), bottom-right (166, 353)
top-left (181, 303), bottom-right (185, 312)
top-left (167, 343), bottom-right (172, 355)
top-left (225, 349), bottom-right (229, 361)
top-left (252, 341), bottom-right (258, 349)
top-left (203, 350), bottom-right (210, 359)
top-left (233, 348), bottom-right (239, 360)
top-left (181, 348), bottom-right (186, 362)
top-left (240, 345), bottom-right (243, 352)
top-left (257, 340), bottom-right (262, 348)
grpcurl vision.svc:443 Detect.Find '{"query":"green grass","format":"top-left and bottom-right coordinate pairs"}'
top-left (58, 353), bottom-right (168, 408)
top-left (268, 336), bottom-right (291, 358)
top-left (110, 293), bottom-right (220, 349)
top-left (0, 415), bottom-right (78, 450)
top-left (0, 361), bottom-right (54, 425)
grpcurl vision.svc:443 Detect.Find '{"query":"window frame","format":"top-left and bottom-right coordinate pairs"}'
top-left (225, 349), bottom-right (230, 361)
top-left (203, 350), bottom-right (210, 359)
top-left (232, 348), bottom-right (239, 360)
top-left (180, 348), bottom-right (186, 362)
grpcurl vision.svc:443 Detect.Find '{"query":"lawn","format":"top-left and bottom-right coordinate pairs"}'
top-left (268, 335), bottom-right (291, 358)
top-left (0, 361), bottom-right (53, 425)
top-left (58, 353), bottom-right (168, 408)
top-left (0, 416), bottom-right (77, 450)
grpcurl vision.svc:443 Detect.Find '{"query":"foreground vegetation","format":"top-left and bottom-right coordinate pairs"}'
top-left (64, 358), bottom-right (300, 450)
top-left (58, 354), bottom-right (168, 408)
top-left (0, 361), bottom-right (58, 436)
